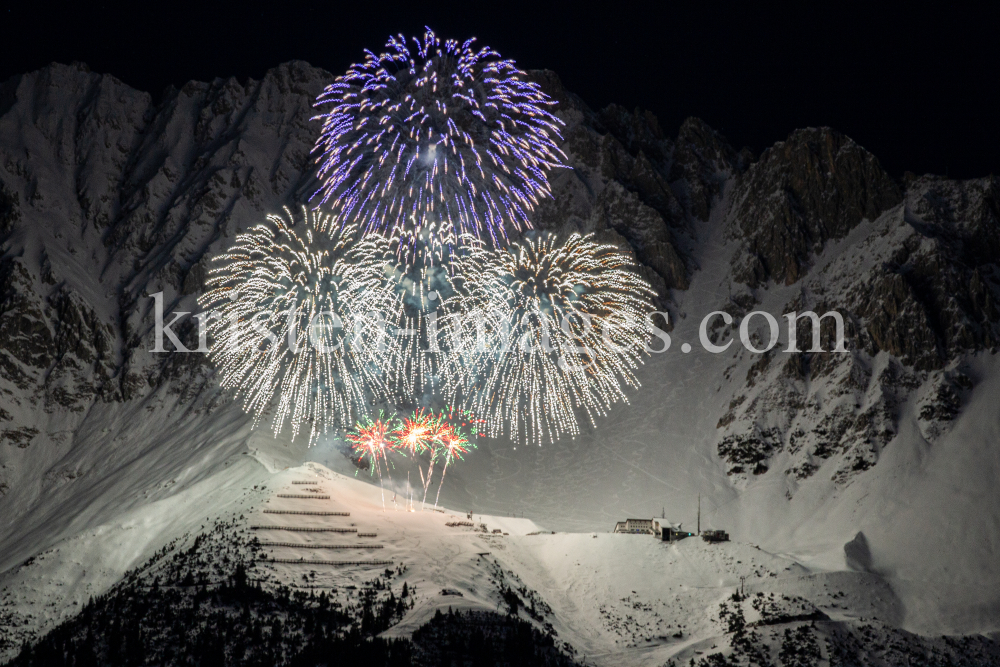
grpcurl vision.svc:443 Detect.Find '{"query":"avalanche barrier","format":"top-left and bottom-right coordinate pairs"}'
top-left (258, 542), bottom-right (383, 549)
top-left (265, 558), bottom-right (393, 566)
top-left (251, 526), bottom-right (357, 532)
top-left (262, 516), bottom-right (352, 520)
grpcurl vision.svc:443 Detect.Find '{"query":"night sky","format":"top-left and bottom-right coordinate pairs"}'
top-left (2, 2), bottom-right (997, 179)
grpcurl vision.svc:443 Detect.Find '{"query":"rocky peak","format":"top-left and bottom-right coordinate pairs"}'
top-left (0, 60), bottom-right (333, 408)
top-left (585, 180), bottom-right (687, 294)
top-left (727, 127), bottom-right (901, 285)
top-left (526, 87), bottom-right (692, 296)
top-left (0, 182), bottom-right (19, 236)
top-left (862, 175), bottom-right (1000, 366)
top-left (597, 104), bottom-right (671, 167)
top-left (717, 169), bottom-right (1000, 487)
top-left (670, 116), bottom-right (750, 221)
top-left (905, 173), bottom-right (1000, 267)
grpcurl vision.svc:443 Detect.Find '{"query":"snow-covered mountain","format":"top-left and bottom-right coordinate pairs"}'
top-left (1, 61), bottom-right (999, 663)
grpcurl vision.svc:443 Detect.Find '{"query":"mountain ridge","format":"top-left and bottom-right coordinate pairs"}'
top-left (1, 60), bottom-right (999, 655)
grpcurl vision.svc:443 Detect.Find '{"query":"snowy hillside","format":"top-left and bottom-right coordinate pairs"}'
top-left (5, 466), bottom-right (999, 665)
top-left (2, 60), bottom-right (999, 663)
top-left (7, 464), bottom-right (1000, 665)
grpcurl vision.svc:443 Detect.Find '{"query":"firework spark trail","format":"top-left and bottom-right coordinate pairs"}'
top-left (311, 27), bottom-right (567, 253)
top-left (385, 409), bottom-right (476, 508)
top-left (418, 414), bottom-right (453, 508)
top-left (346, 414), bottom-right (396, 509)
top-left (390, 409), bottom-right (444, 507)
top-left (452, 232), bottom-right (657, 446)
top-left (198, 206), bottom-right (396, 446)
top-left (201, 29), bottom-right (651, 484)
top-left (435, 234), bottom-right (510, 402)
top-left (434, 426), bottom-right (473, 507)
top-left (391, 409), bottom-right (436, 494)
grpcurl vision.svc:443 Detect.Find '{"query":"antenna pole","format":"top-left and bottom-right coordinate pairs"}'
top-left (697, 494), bottom-right (701, 536)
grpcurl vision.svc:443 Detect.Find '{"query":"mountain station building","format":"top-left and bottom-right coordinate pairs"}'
top-left (613, 518), bottom-right (695, 542)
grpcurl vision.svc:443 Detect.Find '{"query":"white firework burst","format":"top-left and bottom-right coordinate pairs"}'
top-left (198, 206), bottom-right (395, 445)
top-left (448, 233), bottom-right (657, 445)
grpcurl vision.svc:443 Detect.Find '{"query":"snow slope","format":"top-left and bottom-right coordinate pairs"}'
top-left (7, 463), bottom-right (996, 665)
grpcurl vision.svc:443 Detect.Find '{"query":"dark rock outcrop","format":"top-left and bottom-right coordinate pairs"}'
top-left (670, 116), bottom-right (753, 221)
top-left (844, 531), bottom-right (873, 572)
top-left (728, 127), bottom-right (902, 285)
top-left (598, 104), bottom-right (672, 168)
top-left (586, 181), bottom-right (687, 293)
top-left (855, 176), bottom-right (1000, 369)
top-left (0, 182), bottom-right (18, 236)
top-left (716, 173), bottom-right (1000, 485)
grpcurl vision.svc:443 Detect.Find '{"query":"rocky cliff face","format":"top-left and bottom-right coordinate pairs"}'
top-left (0, 62), bottom-right (332, 529)
top-left (714, 172), bottom-right (1000, 486)
top-left (1, 60), bottom-right (998, 509)
top-left (0, 64), bottom-right (739, 423)
top-left (727, 127), bottom-right (902, 286)
top-left (0, 61), bottom-right (324, 414)
top-left (527, 74), bottom-right (756, 302)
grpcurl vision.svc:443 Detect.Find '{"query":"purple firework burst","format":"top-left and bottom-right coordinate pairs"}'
top-left (311, 28), bottom-right (567, 249)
